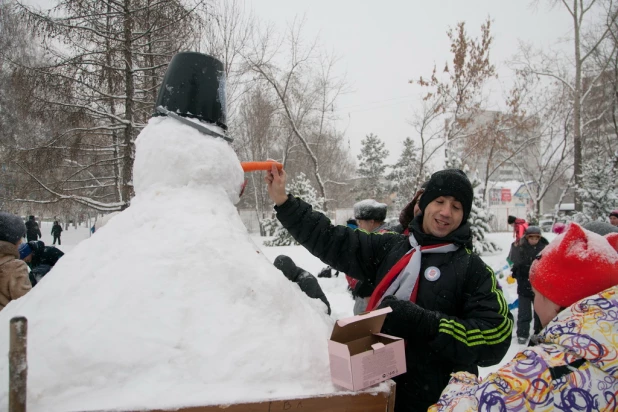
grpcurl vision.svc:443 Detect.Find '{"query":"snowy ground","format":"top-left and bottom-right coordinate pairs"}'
top-left (36, 221), bottom-right (555, 378)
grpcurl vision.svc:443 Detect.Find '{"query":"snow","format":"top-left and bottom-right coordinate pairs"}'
top-left (1, 134), bottom-right (564, 409)
top-left (0, 117), bottom-right (341, 412)
top-left (540, 223), bottom-right (618, 263)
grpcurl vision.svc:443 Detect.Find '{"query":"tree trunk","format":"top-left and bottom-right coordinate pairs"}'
top-left (573, 0), bottom-right (583, 211)
top-left (122, 0), bottom-right (135, 207)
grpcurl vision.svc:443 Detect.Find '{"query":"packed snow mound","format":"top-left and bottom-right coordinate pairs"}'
top-left (0, 119), bottom-right (337, 412)
top-left (133, 116), bottom-right (245, 204)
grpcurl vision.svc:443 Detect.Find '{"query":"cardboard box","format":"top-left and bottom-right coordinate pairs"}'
top-left (328, 307), bottom-right (406, 391)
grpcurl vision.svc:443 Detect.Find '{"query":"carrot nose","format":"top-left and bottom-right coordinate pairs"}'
top-left (241, 161), bottom-right (283, 172)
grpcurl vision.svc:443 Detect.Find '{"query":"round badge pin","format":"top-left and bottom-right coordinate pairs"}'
top-left (424, 266), bottom-right (441, 281)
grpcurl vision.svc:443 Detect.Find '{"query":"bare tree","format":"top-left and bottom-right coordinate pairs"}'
top-left (198, 0), bottom-right (254, 124)
top-left (508, 75), bottom-right (575, 219)
top-left (409, 18), bottom-right (497, 183)
top-left (235, 87), bottom-right (279, 235)
top-left (242, 17), bottom-right (351, 210)
top-left (516, 0), bottom-right (618, 210)
top-left (7, 0), bottom-right (203, 211)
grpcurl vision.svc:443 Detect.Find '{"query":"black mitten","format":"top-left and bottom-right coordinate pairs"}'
top-left (377, 295), bottom-right (441, 341)
top-left (317, 266), bottom-right (332, 278)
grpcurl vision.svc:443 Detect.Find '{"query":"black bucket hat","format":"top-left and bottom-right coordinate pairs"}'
top-left (154, 52), bottom-right (227, 130)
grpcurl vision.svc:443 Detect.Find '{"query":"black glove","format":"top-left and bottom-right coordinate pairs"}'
top-left (317, 267), bottom-right (332, 278)
top-left (377, 295), bottom-right (441, 341)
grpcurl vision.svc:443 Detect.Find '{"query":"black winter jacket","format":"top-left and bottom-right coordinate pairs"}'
top-left (51, 224), bottom-right (63, 237)
top-left (510, 236), bottom-right (548, 298)
top-left (25, 220), bottom-right (41, 241)
top-left (275, 196), bottom-right (513, 412)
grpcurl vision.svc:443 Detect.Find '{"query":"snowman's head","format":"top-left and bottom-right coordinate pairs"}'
top-left (133, 117), bottom-right (245, 204)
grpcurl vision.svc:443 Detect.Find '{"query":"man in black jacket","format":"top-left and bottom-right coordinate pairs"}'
top-left (25, 215), bottom-right (42, 242)
top-left (273, 255), bottom-right (331, 315)
top-left (265, 166), bottom-right (513, 412)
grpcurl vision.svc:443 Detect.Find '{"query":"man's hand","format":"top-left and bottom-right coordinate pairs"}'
top-left (378, 295), bottom-right (440, 340)
top-left (265, 162), bottom-right (289, 206)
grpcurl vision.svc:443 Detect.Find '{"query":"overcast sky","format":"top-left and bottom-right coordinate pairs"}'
top-left (246, 0), bottom-right (573, 165)
top-left (26, 0), bottom-right (575, 165)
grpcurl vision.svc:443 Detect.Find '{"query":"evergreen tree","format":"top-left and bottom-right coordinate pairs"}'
top-left (445, 155), bottom-right (500, 254)
top-left (388, 137), bottom-right (421, 210)
top-left (356, 133), bottom-right (390, 201)
top-left (263, 173), bottom-right (324, 246)
top-left (576, 155), bottom-right (618, 222)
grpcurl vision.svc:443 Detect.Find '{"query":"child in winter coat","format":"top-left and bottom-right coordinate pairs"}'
top-left (510, 226), bottom-right (547, 344)
top-left (430, 223), bottom-right (618, 411)
top-left (507, 215), bottom-right (528, 243)
top-left (0, 212), bottom-right (32, 310)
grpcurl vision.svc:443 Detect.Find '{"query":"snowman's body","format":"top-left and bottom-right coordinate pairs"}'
top-left (0, 117), bottom-right (337, 412)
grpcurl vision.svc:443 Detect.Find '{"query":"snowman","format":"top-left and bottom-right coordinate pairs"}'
top-left (0, 53), bottom-right (338, 412)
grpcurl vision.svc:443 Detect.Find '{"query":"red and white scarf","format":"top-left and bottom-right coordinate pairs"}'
top-left (366, 234), bottom-right (458, 311)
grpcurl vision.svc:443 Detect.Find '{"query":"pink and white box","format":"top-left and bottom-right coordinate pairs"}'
top-left (328, 307), bottom-right (406, 391)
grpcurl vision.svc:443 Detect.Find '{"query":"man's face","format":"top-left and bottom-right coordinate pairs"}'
top-left (421, 196), bottom-right (464, 237)
top-left (526, 235), bottom-right (540, 246)
top-left (610, 215), bottom-right (618, 226)
top-left (23, 254), bottom-right (32, 263)
top-left (357, 219), bottom-right (379, 232)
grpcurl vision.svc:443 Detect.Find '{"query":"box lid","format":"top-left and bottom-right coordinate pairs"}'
top-left (330, 307), bottom-right (392, 343)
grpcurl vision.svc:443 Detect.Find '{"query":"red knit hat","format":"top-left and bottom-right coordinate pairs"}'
top-left (530, 223), bottom-right (618, 308)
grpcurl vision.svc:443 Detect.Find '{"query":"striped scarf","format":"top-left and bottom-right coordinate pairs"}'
top-left (366, 234), bottom-right (459, 311)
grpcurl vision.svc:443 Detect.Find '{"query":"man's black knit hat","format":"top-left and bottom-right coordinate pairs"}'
top-left (0, 212), bottom-right (26, 244)
top-left (418, 169), bottom-right (473, 224)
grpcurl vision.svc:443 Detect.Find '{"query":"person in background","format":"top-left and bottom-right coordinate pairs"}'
top-left (509, 226), bottom-right (547, 344)
top-left (552, 221), bottom-right (566, 234)
top-left (507, 215), bottom-right (528, 243)
top-left (0, 212), bottom-right (32, 310)
top-left (25, 215), bottom-right (42, 242)
top-left (430, 223), bottom-right (618, 411)
top-left (354, 199), bottom-right (389, 233)
top-left (266, 165), bottom-right (512, 412)
top-left (347, 199), bottom-right (389, 314)
top-left (583, 220), bottom-right (618, 235)
top-left (346, 218), bottom-right (358, 229)
top-left (19, 240), bottom-right (64, 286)
top-left (506, 215), bottom-right (529, 269)
top-left (273, 255), bottom-right (331, 315)
top-left (609, 209), bottom-right (618, 226)
top-left (51, 220), bottom-right (63, 245)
